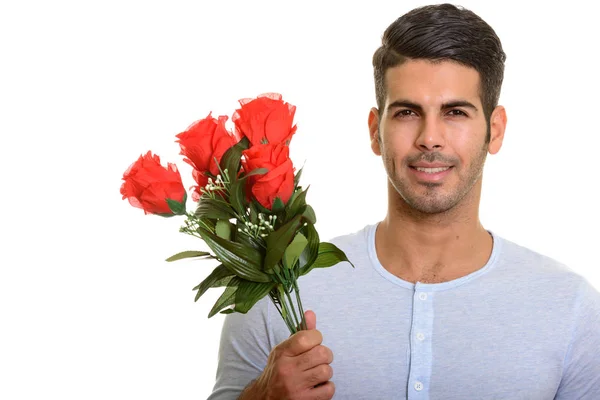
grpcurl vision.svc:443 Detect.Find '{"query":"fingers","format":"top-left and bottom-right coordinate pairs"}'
top-left (301, 363), bottom-right (333, 389)
top-left (292, 363), bottom-right (334, 399)
top-left (280, 329), bottom-right (323, 357)
top-left (305, 310), bottom-right (316, 330)
top-left (312, 381), bottom-right (335, 399)
top-left (295, 345), bottom-right (334, 371)
top-left (308, 381), bottom-right (335, 400)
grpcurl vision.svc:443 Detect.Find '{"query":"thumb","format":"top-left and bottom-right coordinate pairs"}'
top-left (304, 310), bottom-right (316, 330)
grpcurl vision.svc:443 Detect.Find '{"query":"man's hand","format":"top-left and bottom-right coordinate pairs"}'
top-left (239, 310), bottom-right (335, 400)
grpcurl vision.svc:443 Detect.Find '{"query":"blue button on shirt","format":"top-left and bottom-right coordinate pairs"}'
top-left (208, 223), bottom-right (600, 399)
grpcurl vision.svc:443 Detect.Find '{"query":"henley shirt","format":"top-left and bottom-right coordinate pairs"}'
top-left (208, 223), bottom-right (600, 399)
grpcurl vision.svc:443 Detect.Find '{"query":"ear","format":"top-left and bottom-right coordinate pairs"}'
top-left (488, 105), bottom-right (507, 155)
top-left (368, 107), bottom-right (382, 156)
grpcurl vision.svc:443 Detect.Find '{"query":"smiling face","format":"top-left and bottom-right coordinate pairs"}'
top-left (369, 59), bottom-right (506, 215)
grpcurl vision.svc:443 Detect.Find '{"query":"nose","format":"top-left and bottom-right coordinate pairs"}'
top-left (415, 116), bottom-right (445, 151)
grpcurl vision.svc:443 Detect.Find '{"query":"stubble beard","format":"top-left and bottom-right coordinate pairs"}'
top-left (383, 143), bottom-right (488, 215)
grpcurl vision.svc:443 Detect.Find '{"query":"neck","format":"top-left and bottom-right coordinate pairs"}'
top-left (376, 179), bottom-right (493, 284)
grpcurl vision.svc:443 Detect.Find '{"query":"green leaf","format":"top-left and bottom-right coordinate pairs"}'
top-left (312, 242), bottom-right (353, 268)
top-left (249, 202), bottom-right (259, 224)
top-left (234, 280), bottom-right (277, 313)
top-left (302, 204), bottom-right (317, 224)
top-left (272, 197), bottom-right (285, 213)
top-left (243, 167), bottom-right (269, 179)
top-left (215, 220), bottom-right (232, 240)
top-left (195, 197), bottom-right (235, 220)
top-left (285, 186), bottom-right (309, 221)
top-left (165, 250), bottom-right (213, 262)
top-left (156, 212), bottom-right (177, 218)
top-left (208, 278), bottom-right (240, 318)
top-left (166, 192), bottom-right (188, 215)
top-left (192, 264), bottom-right (235, 301)
top-left (283, 232), bottom-right (308, 270)
top-left (294, 165), bottom-right (304, 189)
top-left (229, 179), bottom-right (246, 216)
top-left (301, 242), bottom-right (354, 276)
top-left (166, 198), bottom-right (186, 215)
top-left (220, 309), bottom-right (235, 314)
top-left (229, 168), bottom-right (268, 216)
top-left (264, 214), bottom-right (302, 274)
top-left (198, 227), bottom-right (271, 283)
top-left (298, 223), bottom-right (320, 276)
top-left (273, 263), bottom-right (281, 275)
top-left (219, 137), bottom-right (250, 182)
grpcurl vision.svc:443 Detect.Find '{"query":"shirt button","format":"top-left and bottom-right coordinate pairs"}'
top-left (419, 293), bottom-right (428, 300)
top-left (414, 381), bottom-right (424, 391)
top-left (417, 333), bottom-right (425, 341)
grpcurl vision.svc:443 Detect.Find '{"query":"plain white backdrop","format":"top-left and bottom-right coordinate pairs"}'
top-left (1, 1), bottom-right (598, 398)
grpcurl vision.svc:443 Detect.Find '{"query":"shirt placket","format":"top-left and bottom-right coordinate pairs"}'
top-left (407, 286), bottom-right (434, 400)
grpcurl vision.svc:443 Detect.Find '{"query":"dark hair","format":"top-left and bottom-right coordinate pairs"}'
top-left (372, 3), bottom-right (506, 141)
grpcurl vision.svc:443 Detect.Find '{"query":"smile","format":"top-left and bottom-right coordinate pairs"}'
top-left (409, 166), bottom-right (453, 182)
top-left (414, 167), bottom-right (451, 173)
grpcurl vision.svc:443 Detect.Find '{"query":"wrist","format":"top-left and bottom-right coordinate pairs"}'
top-left (238, 379), bottom-right (263, 400)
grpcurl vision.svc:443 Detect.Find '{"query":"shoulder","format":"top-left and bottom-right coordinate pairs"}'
top-left (327, 223), bottom-right (373, 259)
top-left (492, 232), bottom-right (599, 305)
top-left (494, 233), bottom-right (581, 281)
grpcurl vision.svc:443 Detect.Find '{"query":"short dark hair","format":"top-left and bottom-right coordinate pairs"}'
top-left (372, 4), bottom-right (506, 141)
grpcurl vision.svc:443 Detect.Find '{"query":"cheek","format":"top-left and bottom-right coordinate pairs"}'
top-left (452, 138), bottom-right (488, 169)
top-left (381, 133), bottom-right (412, 165)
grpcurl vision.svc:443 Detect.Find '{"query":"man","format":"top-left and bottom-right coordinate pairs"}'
top-left (208, 4), bottom-right (600, 399)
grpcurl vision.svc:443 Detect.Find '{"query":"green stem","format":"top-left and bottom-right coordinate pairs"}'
top-left (269, 294), bottom-right (295, 334)
top-left (284, 286), bottom-right (301, 332)
top-left (293, 282), bottom-right (307, 330)
top-left (282, 298), bottom-right (297, 334)
top-left (278, 285), bottom-right (298, 335)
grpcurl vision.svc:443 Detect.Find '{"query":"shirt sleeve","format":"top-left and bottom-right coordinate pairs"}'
top-left (554, 278), bottom-right (600, 399)
top-left (206, 296), bottom-right (275, 400)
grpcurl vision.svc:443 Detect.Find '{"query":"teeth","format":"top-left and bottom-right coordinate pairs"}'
top-left (415, 167), bottom-right (450, 173)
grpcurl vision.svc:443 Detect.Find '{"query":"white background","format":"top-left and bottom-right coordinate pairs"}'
top-left (1, 1), bottom-right (598, 399)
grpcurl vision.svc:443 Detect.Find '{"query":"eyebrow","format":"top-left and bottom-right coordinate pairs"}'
top-left (386, 99), bottom-right (479, 114)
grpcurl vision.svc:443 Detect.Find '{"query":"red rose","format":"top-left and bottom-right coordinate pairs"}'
top-left (242, 143), bottom-right (295, 210)
top-left (233, 93), bottom-right (297, 146)
top-left (120, 151), bottom-right (187, 215)
top-left (176, 113), bottom-right (239, 201)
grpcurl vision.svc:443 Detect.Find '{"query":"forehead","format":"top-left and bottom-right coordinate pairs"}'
top-left (384, 59), bottom-right (481, 106)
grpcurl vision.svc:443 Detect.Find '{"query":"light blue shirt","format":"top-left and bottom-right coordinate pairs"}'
top-left (208, 223), bottom-right (600, 399)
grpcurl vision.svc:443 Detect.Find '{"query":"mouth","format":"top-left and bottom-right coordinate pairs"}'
top-left (409, 166), bottom-right (453, 182)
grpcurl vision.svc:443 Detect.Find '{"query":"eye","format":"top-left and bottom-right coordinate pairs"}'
top-left (394, 109), bottom-right (417, 118)
top-left (447, 109), bottom-right (468, 117)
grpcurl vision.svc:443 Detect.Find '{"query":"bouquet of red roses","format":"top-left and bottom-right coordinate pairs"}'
top-left (120, 93), bottom-right (353, 334)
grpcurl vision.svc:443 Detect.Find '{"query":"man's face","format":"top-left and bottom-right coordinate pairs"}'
top-left (370, 59), bottom-right (503, 215)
